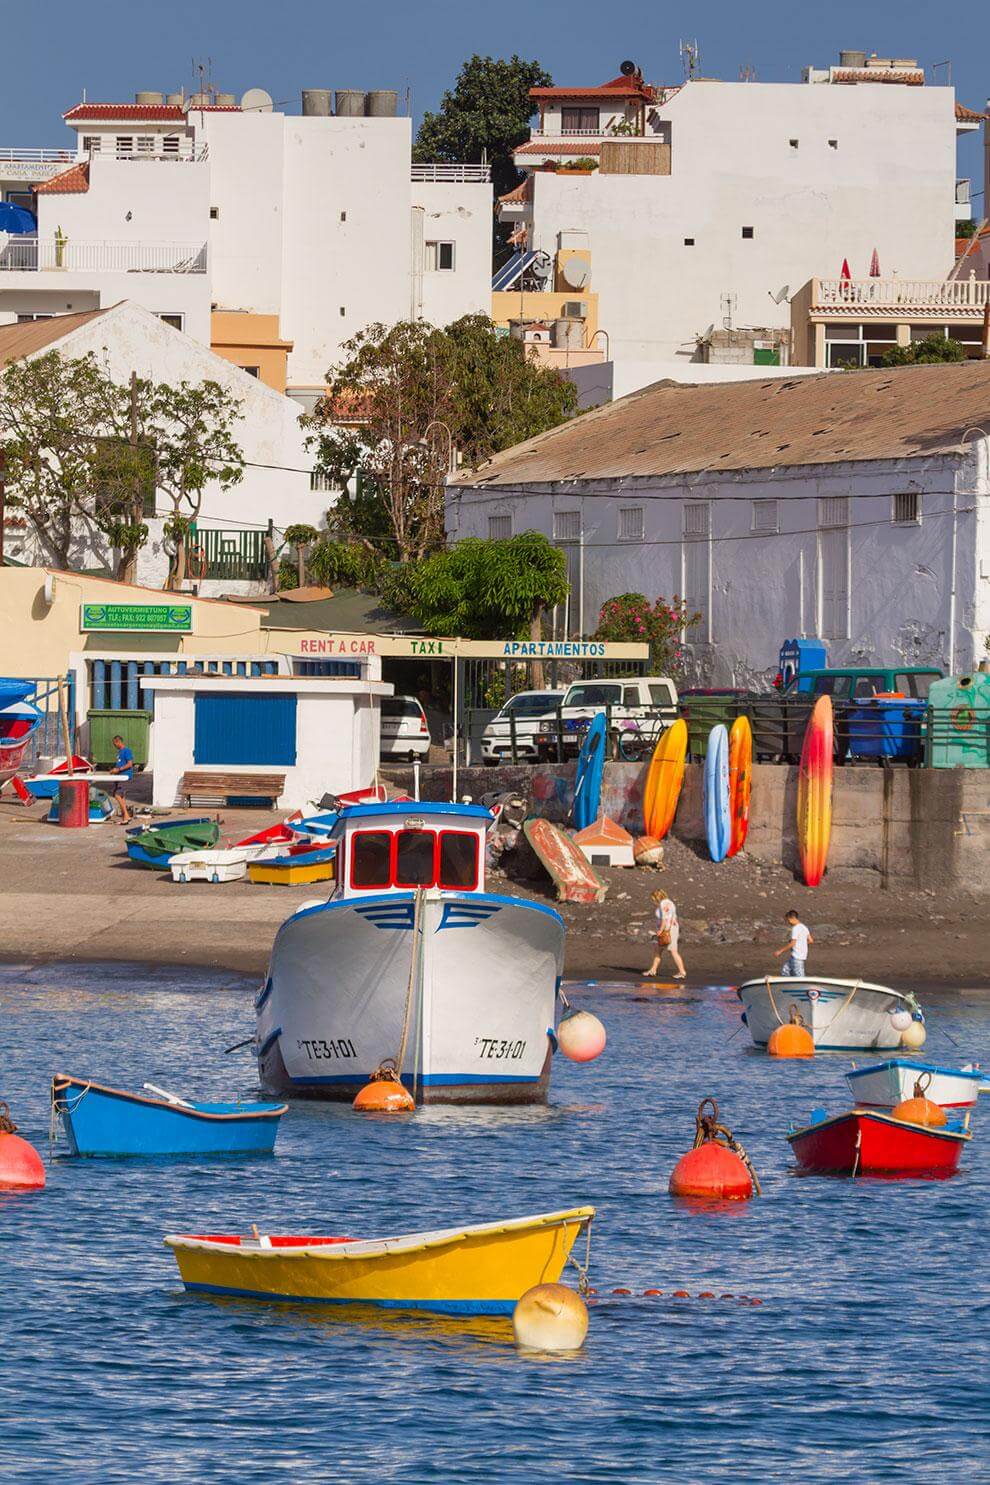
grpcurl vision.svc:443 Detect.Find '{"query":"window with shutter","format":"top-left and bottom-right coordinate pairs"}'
top-left (892, 492), bottom-right (921, 525)
top-left (618, 507), bottom-right (644, 542)
top-left (751, 499), bottom-right (779, 533)
top-left (488, 514), bottom-right (512, 539)
top-left (554, 511), bottom-right (581, 541)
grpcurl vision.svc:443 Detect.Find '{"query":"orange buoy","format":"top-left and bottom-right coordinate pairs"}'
top-left (0, 1104), bottom-right (45, 1189)
top-left (557, 1009), bottom-right (606, 1063)
top-left (668, 1097), bottom-right (758, 1200)
top-left (892, 1073), bottom-right (946, 1127)
top-left (352, 1059), bottom-right (414, 1113)
top-left (767, 1007), bottom-right (815, 1059)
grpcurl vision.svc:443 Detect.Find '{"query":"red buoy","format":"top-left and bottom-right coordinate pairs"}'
top-left (668, 1097), bottom-right (758, 1201)
top-left (0, 1104), bottom-right (45, 1189)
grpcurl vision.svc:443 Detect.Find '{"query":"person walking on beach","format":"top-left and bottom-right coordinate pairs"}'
top-left (109, 733), bottom-right (134, 825)
top-left (774, 909), bottom-right (812, 977)
top-left (646, 888), bottom-right (687, 980)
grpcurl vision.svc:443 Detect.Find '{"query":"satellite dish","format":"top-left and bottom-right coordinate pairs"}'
top-left (561, 255), bottom-right (590, 290)
top-left (620, 60), bottom-right (638, 77)
top-left (240, 88), bottom-right (274, 113)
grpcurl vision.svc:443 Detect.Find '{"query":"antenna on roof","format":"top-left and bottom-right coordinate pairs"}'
top-left (739, 63), bottom-right (756, 82)
top-left (680, 40), bottom-right (700, 80)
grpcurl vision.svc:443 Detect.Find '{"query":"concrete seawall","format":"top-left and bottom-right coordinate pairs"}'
top-left (390, 762), bottom-right (990, 893)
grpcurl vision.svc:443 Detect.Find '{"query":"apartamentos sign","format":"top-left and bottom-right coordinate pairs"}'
top-left (80, 603), bottom-right (193, 634)
top-left (294, 634), bottom-right (649, 660)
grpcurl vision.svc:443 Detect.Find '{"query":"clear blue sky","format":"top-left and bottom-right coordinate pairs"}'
top-left (6, 0), bottom-right (986, 187)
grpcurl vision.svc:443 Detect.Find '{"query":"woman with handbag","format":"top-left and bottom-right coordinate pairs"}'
top-left (646, 888), bottom-right (687, 980)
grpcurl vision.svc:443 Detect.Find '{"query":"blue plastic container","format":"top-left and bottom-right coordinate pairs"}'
top-left (846, 699), bottom-right (926, 761)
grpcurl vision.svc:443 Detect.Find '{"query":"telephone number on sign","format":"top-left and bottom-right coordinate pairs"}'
top-left (297, 1038), bottom-right (356, 1060)
top-left (475, 1038), bottom-right (527, 1060)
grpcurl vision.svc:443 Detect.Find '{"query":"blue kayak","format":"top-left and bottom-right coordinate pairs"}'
top-left (704, 724), bottom-right (731, 861)
top-left (51, 1074), bottom-right (286, 1158)
top-left (572, 712), bottom-right (607, 830)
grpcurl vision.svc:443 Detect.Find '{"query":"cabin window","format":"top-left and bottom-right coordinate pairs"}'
top-left (439, 832), bottom-right (478, 889)
top-left (351, 831), bottom-right (392, 888)
top-left (395, 829), bottom-right (437, 886)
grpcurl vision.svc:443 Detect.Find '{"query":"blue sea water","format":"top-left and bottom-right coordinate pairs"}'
top-left (1, 960), bottom-right (988, 1484)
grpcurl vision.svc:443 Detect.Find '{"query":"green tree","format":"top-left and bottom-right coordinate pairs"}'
top-left (880, 335), bottom-right (968, 367)
top-left (594, 593), bottom-right (701, 676)
top-left (390, 531), bottom-right (568, 641)
top-left (304, 316), bottom-right (577, 562)
top-left (413, 54), bottom-right (551, 199)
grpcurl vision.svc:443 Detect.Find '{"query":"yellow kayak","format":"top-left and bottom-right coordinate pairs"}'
top-left (165, 1205), bottom-right (594, 1315)
top-left (643, 718), bottom-right (687, 839)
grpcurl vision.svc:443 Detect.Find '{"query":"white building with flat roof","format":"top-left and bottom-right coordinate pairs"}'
top-left (494, 53), bottom-right (986, 389)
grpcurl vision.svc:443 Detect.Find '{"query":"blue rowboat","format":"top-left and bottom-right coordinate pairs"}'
top-left (51, 1074), bottom-right (286, 1158)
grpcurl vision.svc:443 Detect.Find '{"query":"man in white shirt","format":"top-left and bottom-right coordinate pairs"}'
top-left (774, 910), bottom-right (813, 977)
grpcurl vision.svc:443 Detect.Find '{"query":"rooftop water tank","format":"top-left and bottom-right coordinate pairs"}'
top-left (135, 91), bottom-right (164, 105)
top-left (366, 90), bottom-right (398, 117)
top-left (302, 89), bottom-right (332, 116)
top-left (187, 92), bottom-right (211, 108)
top-left (335, 89), bottom-right (366, 117)
top-left (215, 92), bottom-right (236, 106)
top-left (838, 50), bottom-right (866, 68)
top-left (166, 92), bottom-right (184, 106)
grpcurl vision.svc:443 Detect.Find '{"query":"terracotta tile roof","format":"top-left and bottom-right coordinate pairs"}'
top-left (955, 102), bottom-right (988, 122)
top-left (531, 76), bottom-right (653, 100)
top-left (35, 160), bottom-right (89, 194)
top-left (515, 140), bottom-right (602, 157)
top-left (497, 178), bottom-right (532, 205)
top-left (63, 102), bottom-right (240, 120)
top-left (832, 68), bottom-right (924, 85)
top-left (450, 362), bottom-right (990, 488)
top-left (0, 308), bottom-right (112, 368)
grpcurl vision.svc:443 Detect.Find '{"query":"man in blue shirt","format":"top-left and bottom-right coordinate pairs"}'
top-left (109, 733), bottom-right (134, 824)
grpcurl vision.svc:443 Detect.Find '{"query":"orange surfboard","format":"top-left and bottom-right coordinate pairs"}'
top-left (727, 715), bottom-right (752, 858)
top-left (643, 718), bottom-right (687, 840)
top-left (797, 695), bottom-right (833, 887)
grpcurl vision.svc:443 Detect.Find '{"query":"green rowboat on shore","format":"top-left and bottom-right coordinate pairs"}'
top-left (125, 817), bottom-right (221, 870)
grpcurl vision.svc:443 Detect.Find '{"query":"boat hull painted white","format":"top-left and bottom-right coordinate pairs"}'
top-left (846, 1059), bottom-right (983, 1110)
top-left (257, 891), bottom-right (564, 1104)
top-left (738, 978), bottom-right (914, 1051)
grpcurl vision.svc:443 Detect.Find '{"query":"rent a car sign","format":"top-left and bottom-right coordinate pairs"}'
top-left (295, 635), bottom-right (649, 660)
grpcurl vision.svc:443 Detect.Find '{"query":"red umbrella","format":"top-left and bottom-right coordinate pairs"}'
top-left (840, 258), bottom-right (852, 280)
top-left (869, 248), bottom-right (881, 277)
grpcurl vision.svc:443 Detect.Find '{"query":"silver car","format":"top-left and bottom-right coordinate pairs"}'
top-left (481, 689), bottom-right (566, 765)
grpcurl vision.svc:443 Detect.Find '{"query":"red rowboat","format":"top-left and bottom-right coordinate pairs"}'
top-left (787, 1109), bottom-right (969, 1179)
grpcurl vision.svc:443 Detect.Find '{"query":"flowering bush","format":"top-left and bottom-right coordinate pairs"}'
top-left (593, 592), bottom-right (701, 676)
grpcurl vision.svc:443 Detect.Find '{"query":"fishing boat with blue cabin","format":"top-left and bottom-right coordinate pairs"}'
top-left (51, 1074), bottom-right (286, 1157)
top-left (256, 800), bottom-right (565, 1104)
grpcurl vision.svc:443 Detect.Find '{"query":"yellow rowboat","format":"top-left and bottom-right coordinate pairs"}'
top-left (165, 1205), bottom-right (594, 1316)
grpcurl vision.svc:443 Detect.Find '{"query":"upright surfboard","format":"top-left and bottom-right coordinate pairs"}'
top-left (703, 724), bottom-right (731, 862)
top-left (727, 715), bottom-right (752, 858)
top-left (798, 694), bottom-right (833, 887)
top-left (643, 718), bottom-right (687, 840)
top-left (572, 712), bottom-right (607, 831)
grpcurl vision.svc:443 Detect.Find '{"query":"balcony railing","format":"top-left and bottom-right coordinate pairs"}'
top-left (85, 142), bottom-right (207, 163)
top-left (410, 162), bottom-right (490, 182)
top-left (813, 276), bottom-right (990, 313)
top-left (0, 239), bottom-right (208, 274)
top-left (0, 147), bottom-right (75, 164)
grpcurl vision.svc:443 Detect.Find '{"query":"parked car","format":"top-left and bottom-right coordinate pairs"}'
top-left (782, 666), bottom-right (942, 700)
top-left (481, 689), bottom-right (566, 765)
top-left (380, 696), bottom-right (431, 761)
top-left (535, 676), bottom-right (679, 760)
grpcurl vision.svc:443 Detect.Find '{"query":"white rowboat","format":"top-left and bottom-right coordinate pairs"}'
top-left (846, 1058), bottom-right (984, 1110)
top-left (737, 977), bottom-right (921, 1051)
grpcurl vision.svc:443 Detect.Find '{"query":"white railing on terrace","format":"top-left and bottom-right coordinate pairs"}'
top-left (532, 127), bottom-right (607, 138)
top-left (814, 276), bottom-right (990, 311)
top-left (0, 147), bottom-right (75, 164)
top-left (86, 142), bottom-right (207, 162)
top-left (0, 239), bottom-right (208, 274)
top-left (410, 162), bottom-right (490, 182)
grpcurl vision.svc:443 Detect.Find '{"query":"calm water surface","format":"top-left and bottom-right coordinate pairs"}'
top-left (1, 961), bottom-right (988, 1483)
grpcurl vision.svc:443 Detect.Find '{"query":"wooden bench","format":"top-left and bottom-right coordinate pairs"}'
top-left (179, 771), bottom-right (285, 808)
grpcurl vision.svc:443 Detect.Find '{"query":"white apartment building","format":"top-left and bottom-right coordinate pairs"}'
top-left (494, 53), bottom-right (987, 387)
top-left (0, 87), bottom-right (492, 403)
top-left (448, 364), bottom-right (990, 679)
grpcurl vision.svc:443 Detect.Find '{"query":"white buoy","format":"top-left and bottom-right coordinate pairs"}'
top-left (890, 1008), bottom-right (913, 1032)
top-left (512, 1283), bottom-right (588, 1352)
top-left (557, 1010), bottom-right (606, 1063)
top-left (901, 1018), bottom-right (927, 1050)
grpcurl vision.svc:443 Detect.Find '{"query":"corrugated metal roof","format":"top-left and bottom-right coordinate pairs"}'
top-left (450, 363), bottom-right (990, 489)
top-left (0, 308), bottom-right (113, 367)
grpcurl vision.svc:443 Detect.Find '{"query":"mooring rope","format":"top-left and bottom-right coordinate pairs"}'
top-left (693, 1096), bottom-right (763, 1196)
top-left (564, 1214), bottom-right (594, 1296)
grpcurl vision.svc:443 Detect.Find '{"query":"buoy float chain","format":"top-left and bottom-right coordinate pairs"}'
top-left (767, 1007), bottom-right (815, 1059)
top-left (668, 1097), bottom-right (759, 1199)
top-left (599, 1288), bottom-right (763, 1303)
top-left (351, 1058), bottom-right (415, 1113)
top-left (0, 1102), bottom-right (45, 1190)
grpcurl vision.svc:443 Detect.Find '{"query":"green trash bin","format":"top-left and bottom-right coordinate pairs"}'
top-left (87, 709), bottom-right (152, 768)
top-left (680, 691), bottom-right (748, 758)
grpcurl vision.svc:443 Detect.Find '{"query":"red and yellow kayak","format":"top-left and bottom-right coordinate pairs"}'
top-left (643, 719), bottom-right (687, 840)
top-left (727, 715), bottom-right (752, 857)
top-left (797, 695), bottom-right (833, 887)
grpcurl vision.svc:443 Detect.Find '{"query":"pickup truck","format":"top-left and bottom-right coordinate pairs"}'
top-left (535, 676), bottom-right (679, 761)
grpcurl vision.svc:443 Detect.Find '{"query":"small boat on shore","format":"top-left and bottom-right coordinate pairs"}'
top-left (787, 1108), bottom-right (969, 1179)
top-left (846, 1058), bottom-right (984, 1111)
top-left (247, 840), bottom-right (336, 885)
top-left (165, 1205), bottom-right (594, 1314)
top-left (125, 817), bottom-right (220, 869)
top-left (0, 680), bottom-right (42, 782)
top-left (45, 786), bottom-right (114, 824)
top-left (737, 977), bottom-right (921, 1051)
top-left (51, 1074), bottom-right (286, 1157)
top-left (170, 843), bottom-right (276, 883)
